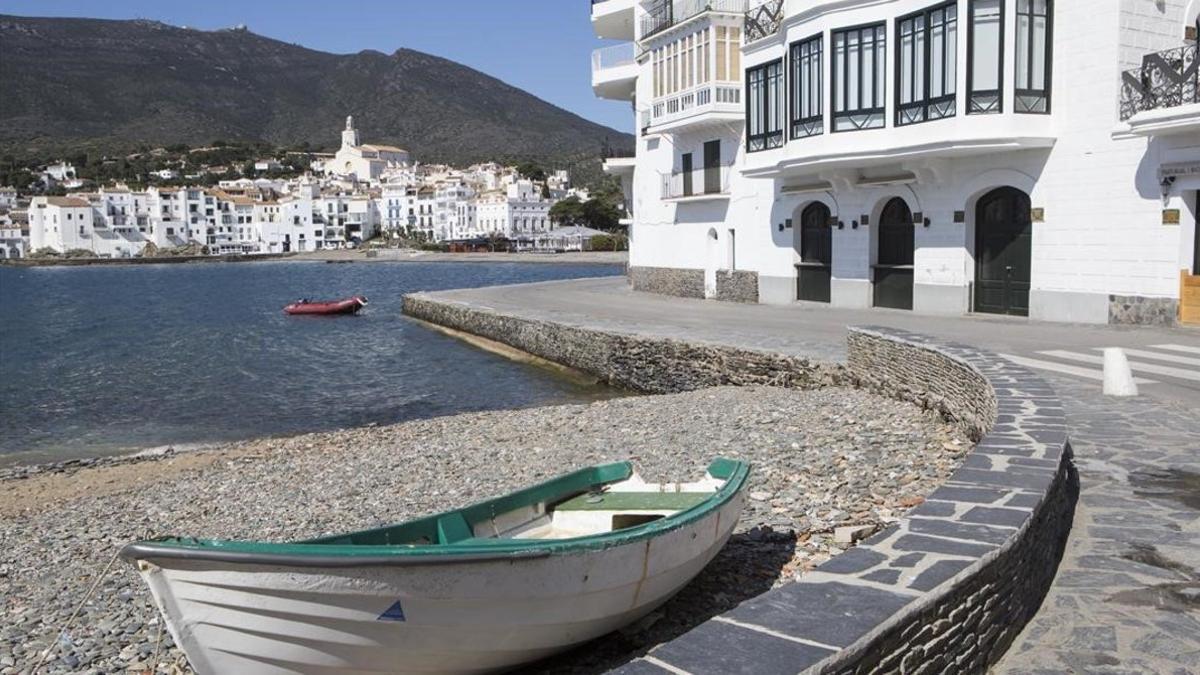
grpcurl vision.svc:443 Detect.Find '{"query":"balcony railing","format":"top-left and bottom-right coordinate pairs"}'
top-left (661, 162), bottom-right (735, 199)
top-left (744, 0), bottom-right (783, 43)
top-left (650, 81), bottom-right (742, 127)
top-left (1120, 42), bottom-right (1198, 121)
top-left (641, 0), bottom-right (749, 40)
top-left (592, 42), bottom-right (636, 72)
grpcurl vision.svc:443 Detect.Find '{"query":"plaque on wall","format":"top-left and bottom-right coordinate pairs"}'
top-left (860, 214), bottom-right (870, 226)
top-left (953, 210), bottom-right (966, 223)
top-left (1031, 207), bottom-right (1045, 222)
top-left (1163, 209), bottom-right (1181, 225)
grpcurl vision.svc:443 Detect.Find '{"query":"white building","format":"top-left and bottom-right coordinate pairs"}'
top-left (0, 211), bottom-right (26, 259)
top-left (327, 116), bottom-right (411, 183)
top-left (591, 0), bottom-right (1200, 325)
top-left (0, 187), bottom-right (18, 209)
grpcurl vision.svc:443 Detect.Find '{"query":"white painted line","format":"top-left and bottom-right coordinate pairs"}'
top-left (1091, 347), bottom-right (1200, 367)
top-left (712, 616), bottom-right (842, 652)
top-left (1001, 354), bottom-right (1157, 385)
top-left (642, 656), bottom-right (693, 675)
top-left (1151, 343), bottom-right (1200, 356)
top-left (1039, 350), bottom-right (1200, 382)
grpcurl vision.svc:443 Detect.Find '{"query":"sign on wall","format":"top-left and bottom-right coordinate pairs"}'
top-left (1163, 209), bottom-right (1181, 225)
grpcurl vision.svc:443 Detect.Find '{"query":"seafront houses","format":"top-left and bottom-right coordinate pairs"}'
top-left (591, 0), bottom-right (1200, 325)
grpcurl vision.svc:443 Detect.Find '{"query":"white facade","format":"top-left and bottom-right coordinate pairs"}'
top-left (592, 0), bottom-right (1200, 324)
top-left (0, 213), bottom-right (26, 259)
top-left (327, 116), bottom-right (412, 183)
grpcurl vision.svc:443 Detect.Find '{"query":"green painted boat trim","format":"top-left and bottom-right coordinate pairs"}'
top-left (121, 458), bottom-right (751, 566)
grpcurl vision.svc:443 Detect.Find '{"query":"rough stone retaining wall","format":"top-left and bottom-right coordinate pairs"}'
top-left (402, 295), bottom-right (841, 393)
top-left (401, 295), bottom-right (1076, 675)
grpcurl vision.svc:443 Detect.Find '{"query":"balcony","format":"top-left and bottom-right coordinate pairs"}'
top-left (592, 42), bottom-right (638, 100)
top-left (647, 81), bottom-right (742, 133)
top-left (744, 0), bottom-right (783, 45)
top-left (591, 0), bottom-right (635, 41)
top-left (662, 162), bottom-right (734, 201)
top-left (641, 0), bottom-right (748, 41)
top-left (1119, 42), bottom-right (1199, 137)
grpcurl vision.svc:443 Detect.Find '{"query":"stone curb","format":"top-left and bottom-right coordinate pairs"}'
top-left (400, 294), bottom-right (1077, 675)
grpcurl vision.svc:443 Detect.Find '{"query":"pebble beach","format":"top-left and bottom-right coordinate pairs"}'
top-left (0, 385), bottom-right (970, 674)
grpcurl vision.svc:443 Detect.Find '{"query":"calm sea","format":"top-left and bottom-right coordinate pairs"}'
top-left (0, 261), bottom-right (625, 466)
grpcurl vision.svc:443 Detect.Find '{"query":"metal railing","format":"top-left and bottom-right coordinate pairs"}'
top-left (649, 81), bottom-right (742, 126)
top-left (1120, 42), bottom-right (1198, 121)
top-left (641, 0), bottom-right (750, 40)
top-left (661, 162), bottom-right (735, 199)
top-left (592, 42), bottom-right (636, 72)
top-left (744, 0), bottom-right (784, 43)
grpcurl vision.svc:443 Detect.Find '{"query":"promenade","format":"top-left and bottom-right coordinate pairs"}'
top-left (412, 276), bottom-right (1200, 673)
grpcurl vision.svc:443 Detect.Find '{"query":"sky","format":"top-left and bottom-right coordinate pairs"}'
top-left (2, 1), bottom-right (633, 133)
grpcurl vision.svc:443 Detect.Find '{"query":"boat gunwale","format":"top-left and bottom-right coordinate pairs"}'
top-left (120, 458), bottom-right (751, 568)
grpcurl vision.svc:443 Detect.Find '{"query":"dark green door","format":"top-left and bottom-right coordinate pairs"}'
top-left (703, 140), bottom-right (721, 194)
top-left (873, 198), bottom-right (914, 310)
top-left (974, 187), bottom-right (1032, 316)
top-left (797, 202), bottom-right (832, 303)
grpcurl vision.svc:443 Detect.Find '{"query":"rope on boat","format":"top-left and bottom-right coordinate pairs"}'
top-left (32, 550), bottom-right (120, 673)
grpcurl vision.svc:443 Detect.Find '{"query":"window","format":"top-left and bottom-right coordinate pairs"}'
top-left (747, 59), bottom-right (785, 151)
top-left (790, 35), bottom-right (824, 138)
top-left (1015, 0), bottom-right (1052, 113)
top-left (968, 0), bottom-right (1004, 113)
top-left (832, 24), bottom-right (887, 131)
top-left (897, 2), bottom-right (958, 126)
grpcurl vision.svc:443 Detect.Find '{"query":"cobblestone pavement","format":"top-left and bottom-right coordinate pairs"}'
top-left (996, 376), bottom-right (1200, 674)
top-left (414, 277), bottom-right (1200, 673)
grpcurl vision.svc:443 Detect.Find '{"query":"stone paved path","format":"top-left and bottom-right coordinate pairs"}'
top-left (996, 377), bottom-right (1200, 674)
top-left (412, 277), bottom-right (1200, 673)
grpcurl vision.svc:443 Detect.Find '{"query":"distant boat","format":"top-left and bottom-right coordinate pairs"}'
top-left (121, 458), bottom-right (750, 675)
top-left (283, 295), bottom-right (368, 316)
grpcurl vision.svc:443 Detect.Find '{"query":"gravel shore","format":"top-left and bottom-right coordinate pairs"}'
top-left (0, 386), bottom-right (969, 674)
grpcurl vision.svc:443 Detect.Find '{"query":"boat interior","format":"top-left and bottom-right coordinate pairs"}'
top-left (307, 459), bottom-right (741, 548)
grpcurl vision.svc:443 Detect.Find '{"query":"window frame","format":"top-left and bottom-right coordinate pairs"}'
top-left (895, 1), bottom-right (959, 127)
top-left (789, 33), bottom-right (825, 139)
top-left (967, 0), bottom-right (1006, 114)
top-left (1014, 0), bottom-right (1053, 114)
top-left (745, 58), bottom-right (785, 152)
top-left (830, 22), bottom-right (888, 133)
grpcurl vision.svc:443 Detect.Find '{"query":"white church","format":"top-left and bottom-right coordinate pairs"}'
top-left (326, 116), bottom-right (411, 182)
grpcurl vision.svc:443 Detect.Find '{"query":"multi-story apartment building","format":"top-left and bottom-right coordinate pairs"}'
top-left (592, 0), bottom-right (1200, 325)
top-left (0, 211), bottom-right (26, 259)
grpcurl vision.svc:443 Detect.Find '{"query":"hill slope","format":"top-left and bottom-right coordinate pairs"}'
top-left (0, 15), bottom-right (632, 166)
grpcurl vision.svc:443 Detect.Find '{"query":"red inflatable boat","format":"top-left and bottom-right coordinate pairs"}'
top-left (283, 296), bottom-right (368, 316)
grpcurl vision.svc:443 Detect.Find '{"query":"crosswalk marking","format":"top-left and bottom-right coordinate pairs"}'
top-left (1151, 343), bottom-right (1200, 356)
top-left (1092, 347), bottom-right (1200, 368)
top-left (1038, 350), bottom-right (1200, 382)
top-left (1001, 354), bottom-right (1158, 384)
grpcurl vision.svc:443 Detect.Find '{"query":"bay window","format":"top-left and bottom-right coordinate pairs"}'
top-left (832, 24), bottom-right (887, 131)
top-left (747, 59), bottom-right (784, 151)
top-left (789, 35), bottom-right (824, 138)
top-left (897, 2), bottom-right (957, 126)
top-left (968, 0), bottom-right (1004, 113)
top-left (1015, 0), bottom-right (1052, 113)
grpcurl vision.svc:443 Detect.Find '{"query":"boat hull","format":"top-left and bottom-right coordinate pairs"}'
top-left (284, 297), bottom-right (366, 316)
top-left (134, 492), bottom-right (743, 675)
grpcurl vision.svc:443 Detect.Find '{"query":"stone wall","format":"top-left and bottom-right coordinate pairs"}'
top-left (1108, 294), bottom-right (1179, 326)
top-left (629, 266), bottom-right (706, 299)
top-left (401, 295), bottom-right (1076, 675)
top-left (716, 269), bottom-right (759, 303)
top-left (402, 295), bottom-right (842, 394)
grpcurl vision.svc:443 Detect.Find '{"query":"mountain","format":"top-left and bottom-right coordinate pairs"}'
top-left (0, 15), bottom-right (633, 167)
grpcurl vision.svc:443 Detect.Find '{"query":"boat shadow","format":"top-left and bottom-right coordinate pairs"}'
top-left (523, 527), bottom-right (799, 674)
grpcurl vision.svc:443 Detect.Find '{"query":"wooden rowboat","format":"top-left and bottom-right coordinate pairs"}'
top-left (121, 458), bottom-right (750, 675)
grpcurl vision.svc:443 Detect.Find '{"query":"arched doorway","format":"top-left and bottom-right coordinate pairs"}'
top-left (796, 202), bottom-right (832, 302)
top-left (974, 187), bottom-right (1032, 316)
top-left (704, 228), bottom-right (719, 299)
top-left (873, 197), bottom-right (914, 310)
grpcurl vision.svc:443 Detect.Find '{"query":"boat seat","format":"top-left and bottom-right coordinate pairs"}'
top-left (436, 514), bottom-right (474, 544)
top-left (554, 492), bottom-right (710, 512)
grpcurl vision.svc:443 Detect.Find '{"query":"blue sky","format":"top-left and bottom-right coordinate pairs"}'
top-left (3, 1), bottom-right (632, 133)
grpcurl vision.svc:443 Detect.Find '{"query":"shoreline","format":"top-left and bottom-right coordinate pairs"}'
top-left (0, 249), bottom-right (628, 268)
